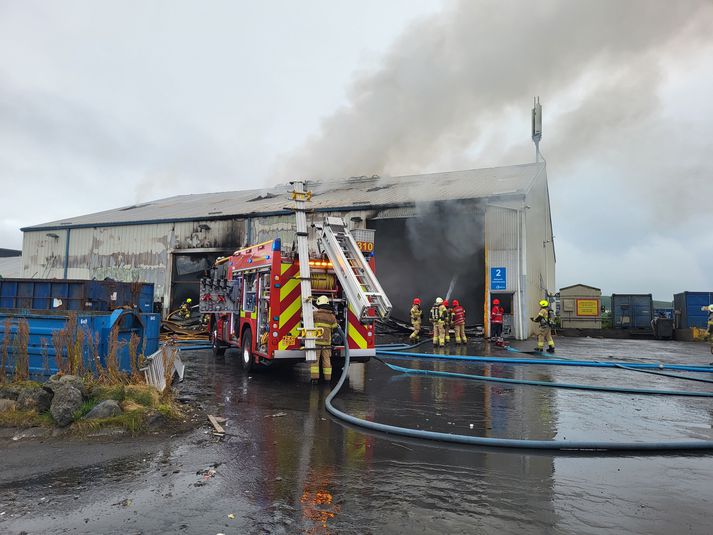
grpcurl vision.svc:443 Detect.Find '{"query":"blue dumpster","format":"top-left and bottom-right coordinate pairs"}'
top-left (0, 310), bottom-right (160, 375)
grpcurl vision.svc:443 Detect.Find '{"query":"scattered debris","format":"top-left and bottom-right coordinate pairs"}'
top-left (208, 415), bottom-right (225, 435)
top-left (265, 412), bottom-right (287, 418)
top-left (227, 513), bottom-right (235, 519)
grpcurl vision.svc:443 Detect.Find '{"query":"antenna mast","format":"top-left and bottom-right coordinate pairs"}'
top-left (532, 96), bottom-right (542, 162)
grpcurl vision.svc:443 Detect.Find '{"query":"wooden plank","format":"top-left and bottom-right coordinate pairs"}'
top-left (208, 415), bottom-right (225, 435)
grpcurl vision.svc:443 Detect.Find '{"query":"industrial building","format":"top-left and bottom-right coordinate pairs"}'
top-left (20, 162), bottom-right (555, 339)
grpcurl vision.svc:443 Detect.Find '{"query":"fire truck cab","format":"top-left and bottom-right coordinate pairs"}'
top-left (200, 214), bottom-right (391, 371)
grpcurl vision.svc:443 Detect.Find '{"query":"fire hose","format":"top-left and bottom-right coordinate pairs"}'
top-left (325, 328), bottom-right (713, 452)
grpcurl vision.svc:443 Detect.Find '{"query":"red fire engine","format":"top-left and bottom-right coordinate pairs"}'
top-left (200, 183), bottom-right (391, 371)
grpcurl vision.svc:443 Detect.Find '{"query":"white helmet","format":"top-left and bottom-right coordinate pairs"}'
top-left (435, 297), bottom-right (443, 304)
top-left (316, 295), bottom-right (330, 306)
top-left (708, 304), bottom-right (713, 313)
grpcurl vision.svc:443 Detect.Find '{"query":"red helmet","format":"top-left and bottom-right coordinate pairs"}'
top-left (413, 298), bottom-right (421, 305)
top-left (443, 300), bottom-right (449, 307)
top-left (493, 298), bottom-right (500, 305)
top-left (452, 299), bottom-right (459, 307)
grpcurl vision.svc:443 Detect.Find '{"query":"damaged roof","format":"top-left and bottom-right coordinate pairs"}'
top-left (24, 162), bottom-right (545, 230)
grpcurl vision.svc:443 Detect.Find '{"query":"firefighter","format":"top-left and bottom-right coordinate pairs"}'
top-left (430, 297), bottom-right (446, 347)
top-left (451, 299), bottom-right (467, 344)
top-left (178, 297), bottom-right (192, 319)
top-left (705, 304), bottom-right (713, 354)
top-left (443, 300), bottom-right (452, 343)
top-left (490, 298), bottom-right (504, 346)
top-left (530, 299), bottom-right (555, 353)
top-left (409, 298), bottom-right (422, 342)
top-left (312, 295), bottom-right (338, 383)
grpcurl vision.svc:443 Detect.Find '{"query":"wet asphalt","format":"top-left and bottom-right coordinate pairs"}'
top-left (2, 336), bottom-right (713, 534)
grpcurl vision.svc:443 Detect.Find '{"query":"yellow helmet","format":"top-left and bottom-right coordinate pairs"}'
top-left (186, 298), bottom-right (192, 303)
top-left (316, 295), bottom-right (330, 306)
top-left (539, 299), bottom-right (548, 307)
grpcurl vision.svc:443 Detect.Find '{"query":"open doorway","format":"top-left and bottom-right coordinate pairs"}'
top-left (490, 292), bottom-right (514, 338)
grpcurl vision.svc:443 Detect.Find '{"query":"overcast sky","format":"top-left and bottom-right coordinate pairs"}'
top-left (1, 0), bottom-right (712, 300)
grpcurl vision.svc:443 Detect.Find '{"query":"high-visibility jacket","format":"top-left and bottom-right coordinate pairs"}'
top-left (429, 305), bottom-right (440, 323)
top-left (532, 306), bottom-right (553, 327)
top-left (452, 305), bottom-right (466, 325)
top-left (313, 307), bottom-right (338, 346)
top-left (410, 305), bottom-right (422, 322)
top-left (490, 305), bottom-right (504, 324)
top-left (439, 304), bottom-right (449, 322)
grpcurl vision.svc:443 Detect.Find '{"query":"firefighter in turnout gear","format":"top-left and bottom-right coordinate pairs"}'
top-left (490, 298), bottom-right (505, 346)
top-left (178, 298), bottom-right (192, 319)
top-left (451, 299), bottom-right (467, 344)
top-left (312, 295), bottom-right (338, 383)
top-left (409, 298), bottom-right (422, 342)
top-left (430, 297), bottom-right (447, 347)
top-left (704, 304), bottom-right (713, 354)
top-left (530, 299), bottom-right (555, 353)
top-left (443, 300), bottom-right (452, 343)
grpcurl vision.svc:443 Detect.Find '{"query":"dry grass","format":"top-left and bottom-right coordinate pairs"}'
top-left (0, 409), bottom-right (53, 429)
top-left (12, 319), bottom-right (30, 382)
top-left (72, 410), bottom-right (146, 435)
top-left (0, 318), bottom-right (11, 383)
top-left (160, 346), bottom-right (178, 401)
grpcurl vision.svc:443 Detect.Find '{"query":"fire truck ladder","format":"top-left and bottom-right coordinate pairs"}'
top-left (290, 181), bottom-right (317, 363)
top-left (318, 216), bottom-right (392, 322)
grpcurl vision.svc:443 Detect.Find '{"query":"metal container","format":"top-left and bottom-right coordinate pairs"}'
top-left (652, 317), bottom-right (674, 340)
top-left (673, 292), bottom-right (713, 329)
top-left (611, 294), bottom-right (653, 329)
top-left (0, 309), bottom-right (160, 375)
top-left (0, 278), bottom-right (153, 313)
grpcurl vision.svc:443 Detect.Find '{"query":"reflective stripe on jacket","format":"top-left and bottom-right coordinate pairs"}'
top-left (313, 308), bottom-right (338, 346)
top-left (453, 305), bottom-right (466, 325)
top-left (490, 306), bottom-right (503, 324)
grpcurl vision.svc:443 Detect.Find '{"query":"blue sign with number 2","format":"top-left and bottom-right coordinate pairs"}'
top-left (491, 267), bottom-right (506, 290)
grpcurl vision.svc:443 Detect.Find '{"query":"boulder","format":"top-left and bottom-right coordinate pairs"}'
top-left (0, 384), bottom-right (21, 401)
top-left (145, 410), bottom-right (167, 429)
top-left (44, 374), bottom-right (87, 398)
top-left (0, 398), bottom-right (17, 412)
top-left (84, 399), bottom-right (122, 420)
top-left (16, 387), bottom-right (53, 413)
top-left (49, 385), bottom-right (83, 427)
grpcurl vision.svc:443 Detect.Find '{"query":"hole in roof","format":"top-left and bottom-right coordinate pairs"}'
top-left (352, 201), bottom-right (370, 205)
top-left (247, 192), bottom-right (279, 202)
top-left (366, 184), bottom-right (393, 193)
top-left (208, 211), bottom-right (223, 215)
top-left (118, 203), bottom-right (152, 211)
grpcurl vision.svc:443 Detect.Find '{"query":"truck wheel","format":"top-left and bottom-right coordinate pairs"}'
top-left (211, 328), bottom-right (226, 356)
top-left (241, 330), bottom-right (254, 371)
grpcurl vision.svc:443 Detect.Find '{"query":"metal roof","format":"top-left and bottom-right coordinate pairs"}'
top-left (24, 162), bottom-right (545, 231)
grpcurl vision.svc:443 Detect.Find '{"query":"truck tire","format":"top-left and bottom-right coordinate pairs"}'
top-left (211, 328), bottom-right (226, 356)
top-left (241, 329), bottom-right (254, 371)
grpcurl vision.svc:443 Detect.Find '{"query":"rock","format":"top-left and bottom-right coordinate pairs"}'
top-left (0, 398), bottom-right (17, 412)
top-left (49, 385), bottom-right (83, 427)
top-left (16, 387), bottom-right (53, 413)
top-left (44, 374), bottom-right (87, 398)
top-left (84, 400), bottom-right (122, 420)
top-left (145, 410), bottom-right (167, 429)
top-left (0, 384), bottom-right (21, 400)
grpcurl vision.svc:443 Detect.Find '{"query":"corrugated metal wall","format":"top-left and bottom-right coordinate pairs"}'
top-left (485, 205), bottom-right (521, 337)
top-left (22, 218), bottom-right (246, 309)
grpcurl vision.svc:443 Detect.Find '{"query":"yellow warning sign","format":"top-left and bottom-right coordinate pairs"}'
top-left (576, 299), bottom-right (599, 317)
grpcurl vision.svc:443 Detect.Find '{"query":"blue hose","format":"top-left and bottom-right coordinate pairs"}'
top-left (376, 349), bottom-right (713, 373)
top-left (376, 358), bottom-right (713, 397)
top-left (327, 330), bottom-right (713, 451)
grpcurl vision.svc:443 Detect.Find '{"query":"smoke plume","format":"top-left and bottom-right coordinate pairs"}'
top-left (273, 0), bottom-right (713, 181)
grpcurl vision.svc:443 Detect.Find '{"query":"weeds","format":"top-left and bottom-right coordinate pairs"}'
top-left (160, 346), bottom-right (178, 401)
top-left (0, 409), bottom-right (53, 429)
top-left (72, 410), bottom-right (146, 435)
top-left (12, 319), bottom-right (30, 382)
top-left (0, 318), bottom-right (10, 383)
